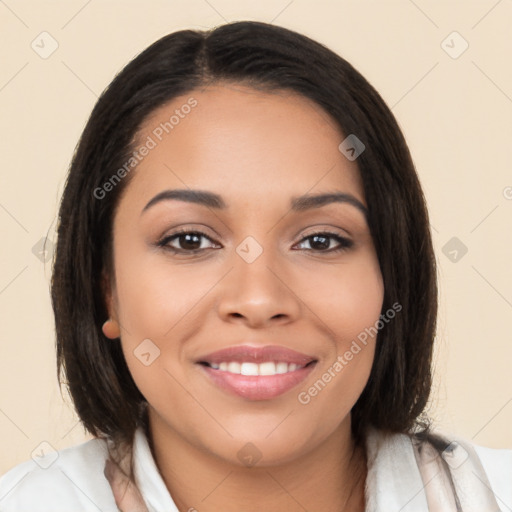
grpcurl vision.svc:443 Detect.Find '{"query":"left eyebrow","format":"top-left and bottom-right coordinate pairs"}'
top-left (290, 192), bottom-right (368, 218)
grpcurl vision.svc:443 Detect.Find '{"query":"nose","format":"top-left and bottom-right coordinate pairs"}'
top-left (216, 249), bottom-right (302, 329)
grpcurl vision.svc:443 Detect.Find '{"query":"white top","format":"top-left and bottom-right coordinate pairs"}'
top-left (0, 427), bottom-right (511, 511)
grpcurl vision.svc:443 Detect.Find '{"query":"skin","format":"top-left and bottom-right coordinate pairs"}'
top-left (103, 83), bottom-right (384, 512)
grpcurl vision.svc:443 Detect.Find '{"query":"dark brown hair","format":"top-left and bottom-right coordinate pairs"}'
top-left (52, 20), bottom-right (437, 450)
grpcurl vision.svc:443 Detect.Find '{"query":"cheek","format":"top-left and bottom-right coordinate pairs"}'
top-left (293, 259), bottom-right (383, 433)
top-left (307, 252), bottom-right (384, 342)
top-left (295, 341), bottom-right (376, 445)
top-left (111, 242), bottom-right (228, 405)
top-left (293, 252), bottom-right (383, 410)
top-left (113, 246), bottom-right (219, 339)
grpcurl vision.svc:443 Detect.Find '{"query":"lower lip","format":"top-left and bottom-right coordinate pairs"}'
top-left (198, 363), bottom-right (316, 400)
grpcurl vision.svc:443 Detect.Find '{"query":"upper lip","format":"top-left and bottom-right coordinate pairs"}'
top-left (196, 345), bottom-right (316, 366)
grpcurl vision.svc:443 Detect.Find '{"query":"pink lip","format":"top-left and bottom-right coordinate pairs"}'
top-left (196, 345), bottom-right (317, 400)
top-left (199, 363), bottom-right (316, 400)
top-left (196, 345), bottom-right (315, 365)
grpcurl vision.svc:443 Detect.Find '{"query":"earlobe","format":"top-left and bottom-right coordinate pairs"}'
top-left (101, 271), bottom-right (120, 339)
top-left (102, 318), bottom-right (121, 339)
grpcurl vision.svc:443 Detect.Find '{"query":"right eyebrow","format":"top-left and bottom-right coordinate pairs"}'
top-left (141, 189), bottom-right (226, 216)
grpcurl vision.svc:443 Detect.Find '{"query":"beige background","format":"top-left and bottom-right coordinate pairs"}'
top-left (0, 0), bottom-right (511, 475)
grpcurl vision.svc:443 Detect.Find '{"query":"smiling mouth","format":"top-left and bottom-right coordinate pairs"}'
top-left (197, 359), bottom-right (318, 400)
top-left (195, 344), bottom-right (318, 400)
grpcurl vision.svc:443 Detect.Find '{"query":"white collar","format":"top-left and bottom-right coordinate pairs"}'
top-left (132, 428), bottom-right (179, 511)
top-left (129, 426), bottom-right (499, 511)
top-left (364, 427), bottom-right (429, 511)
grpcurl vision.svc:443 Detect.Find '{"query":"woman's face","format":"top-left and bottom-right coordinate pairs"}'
top-left (107, 84), bottom-right (384, 465)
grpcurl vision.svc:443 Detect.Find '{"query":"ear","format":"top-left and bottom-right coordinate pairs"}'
top-left (101, 271), bottom-right (121, 339)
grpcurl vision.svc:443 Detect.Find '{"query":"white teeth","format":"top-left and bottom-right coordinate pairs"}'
top-left (240, 362), bottom-right (259, 376)
top-left (258, 362), bottom-right (276, 376)
top-left (276, 362), bottom-right (289, 374)
top-left (209, 361), bottom-right (304, 376)
top-left (228, 362), bottom-right (241, 374)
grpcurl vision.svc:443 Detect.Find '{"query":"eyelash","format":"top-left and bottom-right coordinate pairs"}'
top-left (156, 228), bottom-right (354, 255)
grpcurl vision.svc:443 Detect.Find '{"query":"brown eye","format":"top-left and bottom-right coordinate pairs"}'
top-left (158, 231), bottom-right (219, 253)
top-left (295, 232), bottom-right (353, 252)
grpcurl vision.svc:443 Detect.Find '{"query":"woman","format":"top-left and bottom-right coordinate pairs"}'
top-left (0, 20), bottom-right (510, 511)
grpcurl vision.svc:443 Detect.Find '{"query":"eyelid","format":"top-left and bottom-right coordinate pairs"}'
top-left (298, 225), bottom-right (351, 239)
top-left (293, 230), bottom-right (354, 252)
top-left (156, 223), bottom-right (221, 242)
top-left (157, 228), bottom-right (221, 250)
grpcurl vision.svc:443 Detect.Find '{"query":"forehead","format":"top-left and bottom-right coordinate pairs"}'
top-left (128, 84), bottom-right (365, 206)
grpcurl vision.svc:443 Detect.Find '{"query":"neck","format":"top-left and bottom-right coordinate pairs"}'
top-left (147, 410), bottom-right (367, 512)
